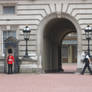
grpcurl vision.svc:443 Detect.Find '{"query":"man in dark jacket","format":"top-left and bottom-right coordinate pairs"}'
top-left (81, 52), bottom-right (92, 75)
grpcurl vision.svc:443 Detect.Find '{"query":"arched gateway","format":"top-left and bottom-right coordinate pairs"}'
top-left (38, 12), bottom-right (82, 73)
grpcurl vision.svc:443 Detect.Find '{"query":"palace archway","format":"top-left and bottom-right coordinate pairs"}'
top-left (38, 13), bottom-right (81, 73)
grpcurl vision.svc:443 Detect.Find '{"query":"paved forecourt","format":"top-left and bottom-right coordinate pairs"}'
top-left (0, 73), bottom-right (92, 92)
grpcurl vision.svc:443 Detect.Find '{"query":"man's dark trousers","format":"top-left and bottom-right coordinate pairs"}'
top-left (81, 59), bottom-right (92, 74)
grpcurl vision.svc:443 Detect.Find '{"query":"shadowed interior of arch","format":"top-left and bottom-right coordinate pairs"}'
top-left (43, 18), bottom-right (77, 73)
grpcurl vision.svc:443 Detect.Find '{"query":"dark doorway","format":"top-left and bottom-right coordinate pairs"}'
top-left (43, 18), bottom-right (77, 73)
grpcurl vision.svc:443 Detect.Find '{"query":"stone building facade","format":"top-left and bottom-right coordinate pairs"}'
top-left (0, 0), bottom-right (92, 73)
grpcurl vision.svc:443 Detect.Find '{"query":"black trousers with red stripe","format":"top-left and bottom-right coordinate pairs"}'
top-left (8, 64), bottom-right (13, 74)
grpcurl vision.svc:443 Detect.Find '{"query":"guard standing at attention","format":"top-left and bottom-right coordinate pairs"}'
top-left (7, 49), bottom-right (15, 74)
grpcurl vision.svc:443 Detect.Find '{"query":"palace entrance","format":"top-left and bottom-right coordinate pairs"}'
top-left (38, 13), bottom-right (81, 73)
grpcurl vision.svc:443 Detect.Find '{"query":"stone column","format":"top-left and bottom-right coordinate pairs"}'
top-left (68, 45), bottom-right (72, 63)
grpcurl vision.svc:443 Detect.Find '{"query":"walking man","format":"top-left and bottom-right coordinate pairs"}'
top-left (81, 52), bottom-right (92, 75)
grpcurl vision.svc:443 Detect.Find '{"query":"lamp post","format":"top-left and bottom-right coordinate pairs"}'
top-left (84, 25), bottom-right (92, 56)
top-left (22, 26), bottom-right (31, 58)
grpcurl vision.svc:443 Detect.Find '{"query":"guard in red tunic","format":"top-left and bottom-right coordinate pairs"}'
top-left (7, 49), bottom-right (15, 74)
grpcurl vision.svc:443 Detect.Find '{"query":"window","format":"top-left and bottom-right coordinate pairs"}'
top-left (3, 6), bottom-right (15, 14)
top-left (3, 31), bottom-right (16, 54)
top-left (3, 31), bottom-right (16, 41)
top-left (62, 45), bottom-right (68, 58)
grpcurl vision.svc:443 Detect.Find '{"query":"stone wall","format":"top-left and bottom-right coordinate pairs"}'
top-left (0, 0), bottom-right (92, 72)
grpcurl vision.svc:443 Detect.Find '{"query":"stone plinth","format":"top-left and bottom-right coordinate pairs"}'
top-left (19, 57), bottom-right (43, 73)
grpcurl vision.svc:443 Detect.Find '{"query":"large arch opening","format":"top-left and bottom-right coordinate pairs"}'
top-left (38, 13), bottom-right (82, 73)
top-left (43, 18), bottom-right (77, 72)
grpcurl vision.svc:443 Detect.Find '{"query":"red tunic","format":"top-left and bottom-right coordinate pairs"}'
top-left (7, 55), bottom-right (15, 64)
